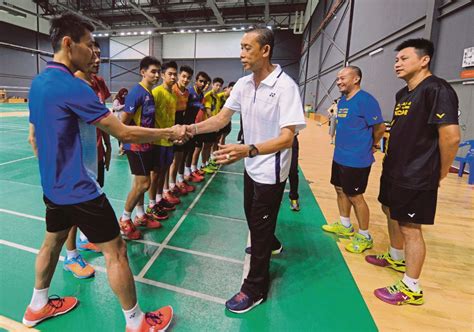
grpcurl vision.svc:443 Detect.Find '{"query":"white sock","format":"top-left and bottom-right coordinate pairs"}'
top-left (156, 194), bottom-right (162, 202)
top-left (79, 230), bottom-right (88, 242)
top-left (163, 189), bottom-right (169, 194)
top-left (122, 211), bottom-right (132, 221)
top-left (177, 174), bottom-right (184, 183)
top-left (149, 200), bottom-right (156, 208)
top-left (389, 246), bottom-right (405, 261)
top-left (123, 302), bottom-right (144, 330)
top-left (136, 205), bottom-right (145, 218)
top-left (191, 165), bottom-right (197, 172)
top-left (66, 249), bottom-right (79, 261)
top-left (169, 182), bottom-right (175, 189)
top-left (184, 167), bottom-right (191, 176)
top-left (29, 287), bottom-right (49, 311)
top-left (340, 216), bottom-right (351, 228)
top-left (358, 229), bottom-right (371, 239)
top-left (402, 274), bottom-right (421, 292)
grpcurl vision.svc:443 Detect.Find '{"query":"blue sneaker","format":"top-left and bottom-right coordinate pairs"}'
top-left (63, 255), bottom-right (95, 279)
top-left (76, 238), bottom-right (101, 253)
top-left (225, 291), bottom-right (265, 313)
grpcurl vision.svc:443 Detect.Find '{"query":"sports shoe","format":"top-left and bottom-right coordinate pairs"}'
top-left (76, 238), bottom-right (101, 253)
top-left (365, 251), bottom-right (406, 272)
top-left (201, 165), bottom-right (216, 174)
top-left (133, 214), bottom-right (162, 229)
top-left (161, 194), bottom-right (179, 208)
top-left (225, 291), bottom-right (265, 314)
top-left (289, 199), bottom-right (300, 211)
top-left (374, 280), bottom-right (424, 305)
top-left (170, 185), bottom-right (183, 197)
top-left (345, 233), bottom-right (373, 253)
top-left (146, 205), bottom-right (169, 221)
top-left (245, 244), bottom-right (283, 255)
top-left (209, 159), bottom-right (217, 167)
top-left (23, 295), bottom-right (78, 327)
top-left (195, 169), bottom-right (205, 176)
top-left (126, 305), bottom-right (173, 332)
top-left (177, 180), bottom-right (195, 193)
top-left (322, 222), bottom-right (355, 237)
top-left (186, 171), bottom-right (204, 183)
top-left (63, 255), bottom-right (95, 279)
top-left (119, 218), bottom-right (142, 240)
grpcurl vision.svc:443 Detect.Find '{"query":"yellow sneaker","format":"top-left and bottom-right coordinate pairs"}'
top-left (345, 233), bottom-right (373, 253)
top-left (322, 221), bottom-right (354, 236)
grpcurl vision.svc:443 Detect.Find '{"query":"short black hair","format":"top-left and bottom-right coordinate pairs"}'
top-left (228, 82), bottom-right (236, 88)
top-left (346, 65), bottom-right (362, 83)
top-left (162, 61), bottom-right (178, 72)
top-left (93, 40), bottom-right (101, 49)
top-left (213, 77), bottom-right (224, 85)
top-left (180, 65), bottom-right (194, 76)
top-left (246, 26), bottom-right (274, 60)
top-left (140, 56), bottom-right (161, 71)
top-left (395, 38), bottom-right (434, 65)
top-left (196, 71), bottom-right (210, 82)
top-left (49, 13), bottom-right (95, 53)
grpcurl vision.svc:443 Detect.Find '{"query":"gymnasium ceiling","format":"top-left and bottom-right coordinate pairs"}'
top-left (33, 0), bottom-right (308, 33)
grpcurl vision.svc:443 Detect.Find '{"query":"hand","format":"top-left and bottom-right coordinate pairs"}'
top-left (185, 124), bottom-right (197, 138)
top-left (104, 148), bottom-right (111, 171)
top-left (213, 144), bottom-right (250, 165)
top-left (170, 125), bottom-right (187, 142)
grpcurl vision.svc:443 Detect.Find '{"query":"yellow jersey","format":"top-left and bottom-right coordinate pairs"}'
top-left (204, 91), bottom-right (223, 117)
top-left (152, 85), bottom-right (177, 146)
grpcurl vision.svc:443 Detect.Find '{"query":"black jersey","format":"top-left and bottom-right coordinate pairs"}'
top-left (382, 75), bottom-right (459, 190)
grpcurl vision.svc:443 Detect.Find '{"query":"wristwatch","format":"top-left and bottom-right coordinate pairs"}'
top-left (248, 144), bottom-right (259, 158)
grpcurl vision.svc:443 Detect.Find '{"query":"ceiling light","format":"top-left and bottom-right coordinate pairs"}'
top-left (211, 28), bottom-right (216, 32)
top-left (126, 32), bottom-right (131, 35)
top-left (180, 29), bottom-right (185, 33)
top-left (92, 34), bottom-right (97, 37)
top-left (232, 27), bottom-right (237, 31)
top-left (204, 29), bottom-right (208, 32)
top-left (147, 31), bottom-right (152, 34)
top-left (188, 29), bottom-right (192, 33)
top-left (240, 27), bottom-right (245, 30)
top-left (120, 32), bottom-right (125, 36)
top-left (267, 26), bottom-right (272, 30)
top-left (104, 33), bottom-right (109, 36)
top-left (195, 29), bottom-right (200, 32)
top-left (98, 33), bottom-right (103, 37)
top-left (140, 31), bottom-right (145, 35)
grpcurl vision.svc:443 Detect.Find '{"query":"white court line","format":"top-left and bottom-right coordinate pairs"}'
top-left (137, 172), bottom-right (218, 278)
top-left (195, 212), bottom-right (247, 224)
top-left (0, 179), bottom-right (41, 188)
top-left (0, 209), bottom-right (45, 221)
top-left (217, 170), bottom-right (244, 176)
top-left (0, 155), bottom-right (35, 166)
top-left (0, 239), bottom-right (226, 305)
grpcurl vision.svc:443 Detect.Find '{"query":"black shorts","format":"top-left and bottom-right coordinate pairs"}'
top-left (330, 160), bottom-right (371, 195)
top-left (153, 145), bottom-right (174, 170)
top-left (195, 132), bottom-right (218, 145)
top-left (126, 150), bottom-right (153, 176)
top-left (175, 111), bottom-right (186, 125)
top-left (378, 176), bottom-right (438, 225)
top-left (218, 122), bottom-right (232, 137)
top-left (43, 194), bottom-right (120, 244)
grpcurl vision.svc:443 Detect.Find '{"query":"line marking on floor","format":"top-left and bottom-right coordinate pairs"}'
top-left (217, 170), bottom-right (244, 176)
top-left (137, 172), bottom-right (218, 278)
top-left (0, 155), bottom-right (35, 166)
top-left (195, 212), bottom-right (247, 223)
top-left (0, 239), bottom-right (227, 305)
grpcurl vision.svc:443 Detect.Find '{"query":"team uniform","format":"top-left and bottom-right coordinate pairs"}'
top-left (29, 61), bottom-right (119, 244)
top-left (172, 83), bottom-right (190, 152)
top-left (200, 90), bottom-right (222, 143)
top-left (331, 90), bottom-right (384, 195)
top-left (378, 75), bottom-right (459, 224)
top-left (187, 85), bottom-right (206, 147)
top-left (217, 91), bottom-right (231, 136)
top-left (123, 83), bottom-right (156, 176)
top-left (152, 85), bottom-right (177, 169)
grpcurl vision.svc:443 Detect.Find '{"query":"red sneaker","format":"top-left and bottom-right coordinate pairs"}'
top-left (177, 181), bottom-right (195, 193)
top-left (187, 171), bottom-right (204, 183)
top-left (146, 205), bottom-right (169, 221)
top-left (162, 193), bottom-right (180, 206)
top-left (119, 218), bottom-right (142, 240)
top-left (23, 296), bottom-right (78, 327)
top-left (195, 169), bottom-right (205, 176)
top-left (125, 306), bottom-right (173, 332)
top-left (133, 214), bottom-right (162, 229)
top-left (170, 186), bottom-right (183, 197)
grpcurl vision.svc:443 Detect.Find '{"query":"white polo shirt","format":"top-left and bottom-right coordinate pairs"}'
top-left (224, 64), bottom-right (306, 184)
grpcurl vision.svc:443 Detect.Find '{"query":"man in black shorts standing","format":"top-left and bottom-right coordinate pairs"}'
top-left (366, 38), bottom-right (460, 305)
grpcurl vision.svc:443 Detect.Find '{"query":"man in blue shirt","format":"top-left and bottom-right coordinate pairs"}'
top-left (322, 66), bottom-right (386, 254)
top-left (24, 13), bottom-right (183, 331)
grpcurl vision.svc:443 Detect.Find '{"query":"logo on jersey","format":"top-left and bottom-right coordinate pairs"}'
top-left (129, 106), bottom-right (134, 111)
top-left (436, 113), bottom-right (445, 119)
top-left (354, 187), bottom-right (359, 191)
top-left (408, 213), bottom-right (416, 218)
top-left (269, 92), bottom-right (276, 97)
top-left (394, 101), bottom-right (411, 116)
top-left (373, 116), bottom-right (378, 120)
top-left (338, 108), bottom-right (349, 118)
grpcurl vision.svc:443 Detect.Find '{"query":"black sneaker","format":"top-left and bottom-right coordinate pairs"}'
top-left (146, 205), bottom-right (169, 221)
top-left (245, 244), bottom-right (283, 255)
top-left (157, 198), bottom-right (176, 211)
top-left (225, 291), bottom-right (265, 314)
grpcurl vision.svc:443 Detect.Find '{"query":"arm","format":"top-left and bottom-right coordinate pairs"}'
top-left (372, 122), bottom-right (386, 152)
top-left (121, 111), bottom-right (134, 125)
top-left (102, 131), bottom-right (112, 170)
top-left (28, 123), bottom-right (38, 157)
top-left (191, 107), bottom-right (234, 134)
top-left (212, 126), bottom-right (296, 165)
top-left (95, 113), bottom-right (185, 144)
top-left (438, 124), bottom-right (461, 182)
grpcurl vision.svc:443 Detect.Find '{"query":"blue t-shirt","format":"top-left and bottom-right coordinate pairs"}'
top-left (186, 85), bottom-right (204, 121)
top-left (29, 61), bottom-right (110, 205)
top-left (123, 83), bottom-right (155, 152)
top-left (334, 90), bottom-right (383, 168)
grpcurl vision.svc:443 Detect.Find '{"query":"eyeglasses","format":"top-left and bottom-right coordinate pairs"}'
top-left (198, 79), bottom-right (206, 83)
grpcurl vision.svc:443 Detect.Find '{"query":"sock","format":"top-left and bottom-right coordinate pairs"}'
top-left (340, 216), bottom-right (351, 228)
top-left (156, 194), bottom-right (162, 202)
top-left (177, 174), bottom-right (184, 183)
top-left (66, 249), bottom-right (79, 261)
top-left (149, 200), bottom-right (156, 208)
top-left (402, 274), bottom-right (421, 292)
top-left (163, 189), bottom-right (169, 194)
top-left (389, 246), bottom-right (405, 261)
top-left (184, 167), bottom-right (191, 176)
top-left (79, 230), bottom-right (88, 242)
top-left (123, 302), bottom-right (144, 330)
top-left (136, 205), bottom-right (145, 218)
top-left (122, 211), bottom-right (132, 221)
top-left (169, 182), bottom-right (175, 189)
top-left (358, 229), bottom-right (371, 239)
top-left (29, 287), bottom-right (49, 311)
top-left (191, 165), bottom-right (197, 172)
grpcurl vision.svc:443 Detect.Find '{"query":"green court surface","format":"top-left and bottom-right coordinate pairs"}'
top-left (0, 104), bottom-right (377, 331)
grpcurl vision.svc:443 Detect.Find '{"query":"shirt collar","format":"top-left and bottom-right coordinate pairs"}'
top-left (46, 61), bottom-right (74, 76)
top-left (259, 64), bottom-right (283, 87)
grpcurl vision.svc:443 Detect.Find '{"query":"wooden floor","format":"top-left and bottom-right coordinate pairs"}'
top-left (298, 118), bottom-right (474, 331)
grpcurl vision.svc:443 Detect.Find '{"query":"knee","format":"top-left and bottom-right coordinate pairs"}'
top-left (103, 239), bottom-right (128, 263)
top-left (348, 194), bottom-right (363, 205)
top-left (135, 178), bottom-right (150, 193)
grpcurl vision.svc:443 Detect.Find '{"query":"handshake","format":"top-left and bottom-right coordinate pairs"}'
top-left (169, 124), bottom-right (198, 145)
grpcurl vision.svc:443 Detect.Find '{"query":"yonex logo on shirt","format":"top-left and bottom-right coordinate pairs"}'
top-left (269, 92), bottom-right (276, 97)
top-left (408, 213), bottom-right (415, 218)
top-left (373, 116), bottom-right (378, 120)
top-left (129, 106), bottom-right (134, 111)
top-left (436, 113), bottom-right (445, 119)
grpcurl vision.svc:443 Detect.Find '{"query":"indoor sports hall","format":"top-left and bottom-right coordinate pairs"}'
top-left (0, 0), bottom-right (473, 331)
